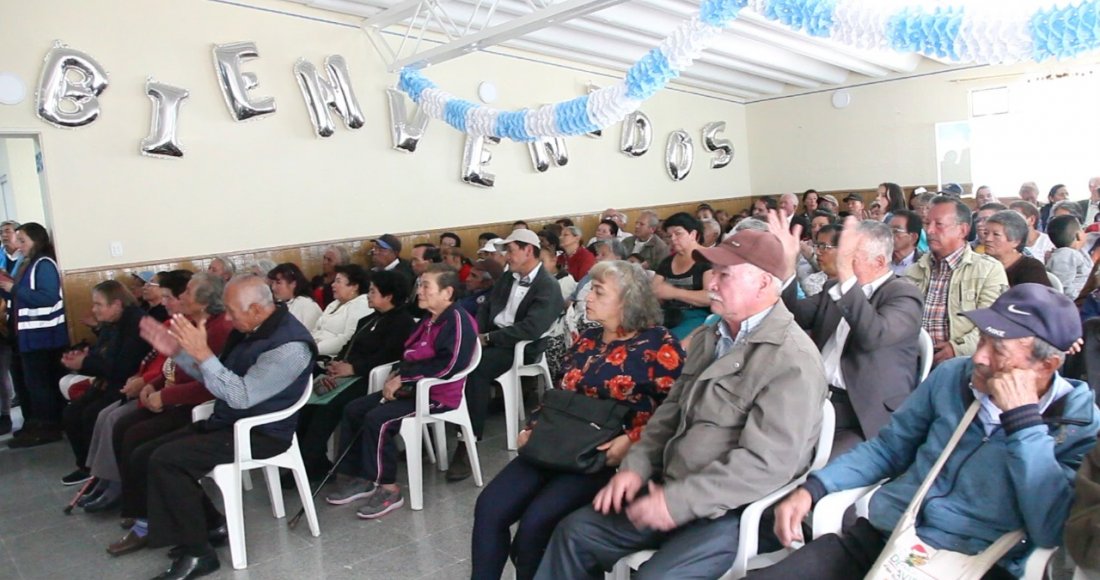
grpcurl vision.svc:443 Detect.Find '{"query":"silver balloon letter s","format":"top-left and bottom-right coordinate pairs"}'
top-left (461, 135), bottom-right (500, 188)
top-left (386, 88), bottom-right (429, 153)
top-left (527, 137), bottom-right (569, 173)
top-left (702, 121), bottom-right (734, 169)
top-left (212, 42), bottom-right (276, 122)
top-left (619, 111), bottom-right (652, 157)
top-left (293, 55), bottom-right (365, 138)
top-left (36, 42), bottom-right (109, 128)
top-left (666, 130), bottom-right (694, 181)
top-left (140, 79), bottom-right (189, 159)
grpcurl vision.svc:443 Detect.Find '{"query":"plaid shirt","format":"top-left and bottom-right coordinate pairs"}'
top-left (921, 245), bottom-right (967, 344)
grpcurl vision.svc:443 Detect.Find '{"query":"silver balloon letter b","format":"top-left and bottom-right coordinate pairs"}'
top-left (386, 88), bottom-right (429, 153)
top-left (527, 137), bottom-right (569, 173)
top-left (619, 111), bottom-right (651, 157)
top-left (665, 130), bottom-right (694, 181)
top-left (461, 135), bottom-right (500, 188)
top-left (702, 121), bottom-right (734, 169)
top-left (212, 42), bottom-right (276, 122)
top-left (36, 42), bottom-right (109, 128)
top-left (294, 55), bottom-right (364, 138)
top-left (140, 79), bottom-right (189, 159)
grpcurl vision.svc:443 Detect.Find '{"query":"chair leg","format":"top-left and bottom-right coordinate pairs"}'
top-left (262, 465), bottom-right (285, 519)
top-left (607, 559), bottom-right (631, 580)
top-left (422, 425), bottom-right (437, 464)
top-left (214, 467), bottom-right (249, 570)
top-left (538, 362), bottom-right (552, 397)
top-left (430, 421), bottom-right (448, 472)
top-left (400, 419), bottom-right (424, 511)
top-left (286, 446), bottom-right (321, 537)
top-left (460, 422), bottom-right (484, 487)
top-left (242, 470), bottom-right (254, 491)
top-left (500, 374), bottom-right (519, 451)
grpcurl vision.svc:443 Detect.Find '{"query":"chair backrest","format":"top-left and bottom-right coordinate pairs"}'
top-left (1048, 271), bottom-right (1064, 295)
top-left (810, 398), bottom-right (836, 471)
top-left (367, 361), bottom-right (399, 394)
top-left (418, 339), bottom-right (483, 390)
top-left (234, 374), bottom-right (314, 430)
top-left (917, 328), bottom-right (933, 383)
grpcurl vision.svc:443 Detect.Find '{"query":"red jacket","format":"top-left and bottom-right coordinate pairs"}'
top-left (139, 313), bottom-right (233, 408)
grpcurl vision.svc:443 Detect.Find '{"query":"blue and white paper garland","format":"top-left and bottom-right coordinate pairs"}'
top-left (399, 0), bottom-right (1100, 142)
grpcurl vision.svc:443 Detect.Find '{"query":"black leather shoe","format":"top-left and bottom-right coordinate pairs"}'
top-left (151, 552), bottom-right (220, 580)
top-left (84, 492), bottom-right (121, 513)
top-left (445, 445), bottom-right (471, 482)
top-left (167, 527), bottom-right (228, 559)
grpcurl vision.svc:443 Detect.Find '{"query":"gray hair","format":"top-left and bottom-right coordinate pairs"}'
top-left (190, 272), bottom-right (226, 315)
top-left (701, 218), bottom-right (721, 236)
top-left (1052, 200), bottom-right (1084, 220)
top-left (856, 220), bottom-right (894, 262)
top-left (210, 255), bottom-right (237, 276)
top-left (639, 210), bottom-right (660, 228)
top-left (324, 245), bottom-right (351, 265)
top-left (731, 218), bottom-right (768, 233)
top-left (226, 274), bottom-right (274, 310)
top-left (986, 210), bottom-right (1029, 251)
top-left (588, 261), bottom-right (662, 332)
top-left (780, 192), bottom-right (799, 205)
top-left (1030, 335), bottom-right (1066, 365)
top-left (249, 259), bottom-right (277, 277)
top-left (594, 238), bottom-right (628, 260)
top-left (0, 220), bottom-right (20, 230)
top-left (563, 225), bottom-right (583, 239)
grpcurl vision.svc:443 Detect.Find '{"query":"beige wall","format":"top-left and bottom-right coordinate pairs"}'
top-left (0, 0), bottom-right (749, 270)
top-left (4, 138), bottom-right (48, 226)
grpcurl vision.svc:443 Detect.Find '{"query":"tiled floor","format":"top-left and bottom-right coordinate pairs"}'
top-left (0, 407), bottom-right (517, 580)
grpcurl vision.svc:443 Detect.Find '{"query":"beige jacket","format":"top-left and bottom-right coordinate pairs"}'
top-left (620, 301), bottom-right (827, 525)
top-left (905, 244), bottom-right (1008, 356)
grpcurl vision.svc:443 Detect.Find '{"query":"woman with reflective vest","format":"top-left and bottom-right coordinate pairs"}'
top-left (0, 223), bottom-right (68, 447)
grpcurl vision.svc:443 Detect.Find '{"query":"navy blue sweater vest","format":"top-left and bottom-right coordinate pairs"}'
top-left (206, 305), bottom-right (317, 441)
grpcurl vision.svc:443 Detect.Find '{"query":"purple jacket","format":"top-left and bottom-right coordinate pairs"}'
top-left (399, 304), bottom-right (478, 409)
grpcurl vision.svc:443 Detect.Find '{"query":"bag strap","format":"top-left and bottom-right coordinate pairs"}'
top-left (896, 400), bottom-right (980, 530)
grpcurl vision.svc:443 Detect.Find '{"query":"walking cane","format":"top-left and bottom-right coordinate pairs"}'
top-left (63, 477), bottom-right (98, 515)
top-left (288, 422), bottom-right (368, 529)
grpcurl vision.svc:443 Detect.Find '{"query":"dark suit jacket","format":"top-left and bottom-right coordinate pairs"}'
top-left (1075, 200), bottom-right (1096, 224)
top-left (782, 275), bottom-right (924, 440)
top-left (477, 264), bottom-right (564, 351)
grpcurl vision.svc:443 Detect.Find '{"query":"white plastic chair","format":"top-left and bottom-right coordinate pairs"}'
top-left (498, 334), bottom-right (554, 450)
top-left (1048, 271), bottom-right (1065, 295)
top-left (192, 375), bottom-right (320, 570)
top-left (811, 483), bottom-right (1057, 580)
top-left (918, 328), bottom-right (933, 383)
top-left (399, 340), bottom-right (485, 510)
top-left (366, 360), bottom-right (437, 464)
top-left (607, 399), bottom-right (835, 580)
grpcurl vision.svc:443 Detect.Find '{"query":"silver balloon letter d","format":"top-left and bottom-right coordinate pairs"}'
top-left (619, 111), bottom-right (652, 157)
top-left (36, 42), bottom-right (109, 128)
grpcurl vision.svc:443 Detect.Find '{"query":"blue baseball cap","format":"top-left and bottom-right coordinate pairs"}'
top-left (961, 283), bottom-right (1081, 351)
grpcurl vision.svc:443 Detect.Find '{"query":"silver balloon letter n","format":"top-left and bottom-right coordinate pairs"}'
top-left (294, 55), bottom-right (364, 138)
top-left (461, 135), bottom-right (500, 188)
top-left (619, 111), bottom-right (652, 157)
top-left (36, 42), bottom-right (109, 128)
top-left (212, 41), bottom-right (276, 122)
top-left (527, 138), bottom-right (569, 173)
top-left (140, 79), bottom-right (189, 159)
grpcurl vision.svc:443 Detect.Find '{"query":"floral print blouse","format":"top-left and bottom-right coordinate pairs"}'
top-left (558, 326), bottom-right (685, 442)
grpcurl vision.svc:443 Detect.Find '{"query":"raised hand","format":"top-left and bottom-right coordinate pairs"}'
top-left (765, 209), bottom-right (802, 279)
top-left (168, 314), bottom-right (213, 362)
top-left (140, 316), bottom-right (181, 357)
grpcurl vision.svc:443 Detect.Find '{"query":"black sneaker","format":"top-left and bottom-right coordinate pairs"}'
top-left (61, 469), bottom-right (92, 486)
top-left (446, 445), bottom-right (472, 482)
top-left (8, 429), bottom-right (62, 449)
top-left (0, 415), bottom-right (11, 436)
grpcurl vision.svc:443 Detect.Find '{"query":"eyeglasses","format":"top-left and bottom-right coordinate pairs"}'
top-left (891, 228), bottom-right (910, 235)
top-left (814, 243), bottom-right (837, 251)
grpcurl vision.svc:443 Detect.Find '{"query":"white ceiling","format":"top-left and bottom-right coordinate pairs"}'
top-left (283, 0), bottom-right (957, 103)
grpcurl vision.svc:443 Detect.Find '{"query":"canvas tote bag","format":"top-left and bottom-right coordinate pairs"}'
top-left (865, 400), bottom-right (1025, 580)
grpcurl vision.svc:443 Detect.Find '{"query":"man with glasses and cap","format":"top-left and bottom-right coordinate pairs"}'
top-left (367, 234), bottom-right (414, 289)
top-left (752, 283), bottom-right (1099, 580)
top-left (447, 228), bottom-right (564, 482)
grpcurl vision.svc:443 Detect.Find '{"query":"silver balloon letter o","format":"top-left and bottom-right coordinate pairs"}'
top-left (666, 130), bottom-right (694, 181)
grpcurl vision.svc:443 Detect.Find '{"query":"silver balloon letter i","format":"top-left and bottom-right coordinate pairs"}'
top-left (140, 79), bottom-right (189, 158)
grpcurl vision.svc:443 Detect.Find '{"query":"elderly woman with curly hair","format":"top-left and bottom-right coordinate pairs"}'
top-left (471, 260), bottom-right (684, 580)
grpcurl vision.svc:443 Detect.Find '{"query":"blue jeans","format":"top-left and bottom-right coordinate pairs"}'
top-left (534, 502), bottom-right (742, 580)
top-left (471, 457), bottom-right (614, 580)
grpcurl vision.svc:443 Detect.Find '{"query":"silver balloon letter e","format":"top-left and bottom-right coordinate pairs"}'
top-left (212, 41), bottom-right (276, 122)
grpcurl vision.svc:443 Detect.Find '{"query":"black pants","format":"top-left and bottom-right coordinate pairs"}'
top-left (20, 347), bottom-right (65, 427)
top-left (337, 392), bottom-right (447, 484)
top-left (828, 388), bottom-right (865, 459)
top-left (1084, 318), bottom-right (1100, 391)
top-left (63, 387), bottom-right (121, 469)
top-left (115, 404), bottom-right (195, 513)
top-left (744, 518), bottom-right (1014, 580)
top-left (143, 423), bottom-right (289, 549)
top-left (297, 378), bottom-right (371, 477)
top-left (466, 342), bottom-right (545, 439)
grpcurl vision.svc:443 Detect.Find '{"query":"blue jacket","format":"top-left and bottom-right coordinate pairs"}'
top-left (2, 256), bottom-right (68, 352)
top-left (807, 357), bottom-right (1099, 577)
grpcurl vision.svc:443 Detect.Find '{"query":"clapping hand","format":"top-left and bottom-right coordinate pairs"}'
top-left (765, 209), bottom-right (802, 279)
top-left (61, 347), bottom-right (88, 371)
top-left (168, 314), bottom-right (214, 362)
top-left (140, 316), bottom-right (181, 357)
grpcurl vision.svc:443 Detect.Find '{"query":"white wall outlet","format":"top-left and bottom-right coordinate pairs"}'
top-left (109, 241), bottom-right (123, 258)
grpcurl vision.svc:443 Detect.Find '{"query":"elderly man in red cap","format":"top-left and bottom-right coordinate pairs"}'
top-left (534, 229), bottom-right (827, 580)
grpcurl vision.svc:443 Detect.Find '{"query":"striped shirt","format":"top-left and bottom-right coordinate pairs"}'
top-left (921, 245), bottom-right (966, 344)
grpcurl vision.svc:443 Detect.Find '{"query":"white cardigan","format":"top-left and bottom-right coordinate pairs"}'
top-left (310, 293), bottom-right (373, 356)
top-left (286, 296), bottom-right (322, 331)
